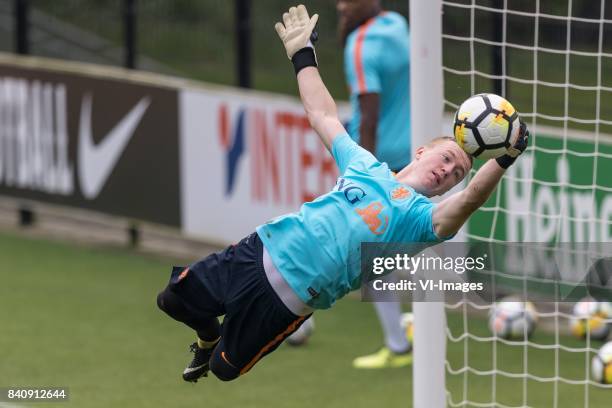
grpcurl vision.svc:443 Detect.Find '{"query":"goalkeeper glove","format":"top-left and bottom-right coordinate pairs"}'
top-left (496, 120), bottom-right (529, 169)
top-left (274, 5), bottom-right (319, 74)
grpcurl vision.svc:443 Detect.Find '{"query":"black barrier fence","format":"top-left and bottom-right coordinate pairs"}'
top-left (3, 1), bottom-right (612, 112)
top-left (2, 0), bottom-right (407, 98)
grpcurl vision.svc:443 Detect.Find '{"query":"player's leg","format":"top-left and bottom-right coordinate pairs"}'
top-left (157, 242), bottom-right (239, 382)
top-left (209, 311), bottom-right (309, 381)
top-left (352, 301), bottom-right (412, 369)
top-left (208, 339), bottom-right (239, 381)
top-left (156, 284), bottom-right (221, 382)
top-left (374, 301), bottom-right (411, 353)
top-left (353, 273), bottom-right (412, 369)
top-left (156, 282), bottom-right (220, 341)
top-left (206, 232), bottom-right (311, 381)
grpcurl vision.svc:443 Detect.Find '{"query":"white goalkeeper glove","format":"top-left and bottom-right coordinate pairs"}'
top-left (274, 4), bottom-right (319, 61)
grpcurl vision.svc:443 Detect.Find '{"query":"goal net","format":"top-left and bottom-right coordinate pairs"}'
top-left (413, 1), bottom-right (612, 407)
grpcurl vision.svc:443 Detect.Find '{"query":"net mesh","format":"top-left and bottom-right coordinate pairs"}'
top-left (441, 1), bottom-right (612, 406)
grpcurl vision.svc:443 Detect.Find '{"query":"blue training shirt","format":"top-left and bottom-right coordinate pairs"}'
top-left (344, 11), bottom-right (411, 171)
top-left (256, 133), bottom-right (443, 310)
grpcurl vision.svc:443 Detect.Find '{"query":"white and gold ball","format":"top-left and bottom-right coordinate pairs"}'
top-left (454, 93), bottom-right (521, 160)
top-left (488, 296), bottom-right (538, 340)
top-left (592, 341), bottom-right (612, 384)
top-left (569, 297), bottom-right (612, 341)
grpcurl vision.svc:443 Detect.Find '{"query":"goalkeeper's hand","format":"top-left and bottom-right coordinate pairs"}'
top-left (496, 119), bottom-right (529, 169)
top-left (274, 5), bottom-right (319, 60)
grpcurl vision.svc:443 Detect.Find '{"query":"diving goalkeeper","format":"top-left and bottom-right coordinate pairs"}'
top-left (157, 4), bottom-right (529, 383)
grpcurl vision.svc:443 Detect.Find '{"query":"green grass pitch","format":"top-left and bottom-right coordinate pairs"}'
top-left (0, 231), bottom-right (413, 407)
top-left (0, 230), bottom-right (609, 407)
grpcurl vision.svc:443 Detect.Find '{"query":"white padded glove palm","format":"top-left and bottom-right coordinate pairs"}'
top-left (274, 4), bottom-right (319, 60)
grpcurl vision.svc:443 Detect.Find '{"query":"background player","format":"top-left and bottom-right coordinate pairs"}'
top-left (337, 0), bottom-right (414, 369)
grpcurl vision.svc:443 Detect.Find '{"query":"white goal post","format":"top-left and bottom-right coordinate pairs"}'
top-left (409, 1), bottom-right (447, 408)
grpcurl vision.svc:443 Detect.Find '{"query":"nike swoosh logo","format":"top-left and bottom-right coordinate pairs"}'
top-left (183, 364), bottom-right (208, 374)
top-left (78, 94), bottom-right (151, 199)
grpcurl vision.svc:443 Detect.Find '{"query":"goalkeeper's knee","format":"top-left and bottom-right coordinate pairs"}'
top-left (157, 287), bottom-right (190, 321)
top-left (210, 348), bottom-right (240, 381)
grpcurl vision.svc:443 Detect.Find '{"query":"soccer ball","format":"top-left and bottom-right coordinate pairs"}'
top-left (400, 312), bottom-right (414, 344)
top-left (592, 341), bottom-right (612, 384)
top-left (286, 316), bottom-right (315, 346)
top-left (569, 297), bottom-right (612, 341)
top-left (453, 93), bottom-right (521, 159)
top-left (488, 296), bottom-right (538, 339)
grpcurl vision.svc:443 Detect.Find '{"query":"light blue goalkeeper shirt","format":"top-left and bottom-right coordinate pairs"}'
top-left (256, 133), bottom-right (443, 310)
top-left (344, 11), bottom-right (411, 171)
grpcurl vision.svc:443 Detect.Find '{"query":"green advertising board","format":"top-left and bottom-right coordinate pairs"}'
top-left (469, 127), bottom-right (612, 243)
top-left (467, 127), bottom-right (612, 298)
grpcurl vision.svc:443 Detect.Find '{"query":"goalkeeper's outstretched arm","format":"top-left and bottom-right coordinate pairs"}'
top-left (432, 123), bottom-right (529, 238)
top-left (296, 68), bottom-right (345, 152)
top-left (275, 5), bottom-right (345, 153)
top-left (433, 159), bottom-right (506, 238)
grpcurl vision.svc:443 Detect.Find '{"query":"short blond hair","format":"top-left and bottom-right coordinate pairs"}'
top-left (425, 136), bottom-right (473, 166)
